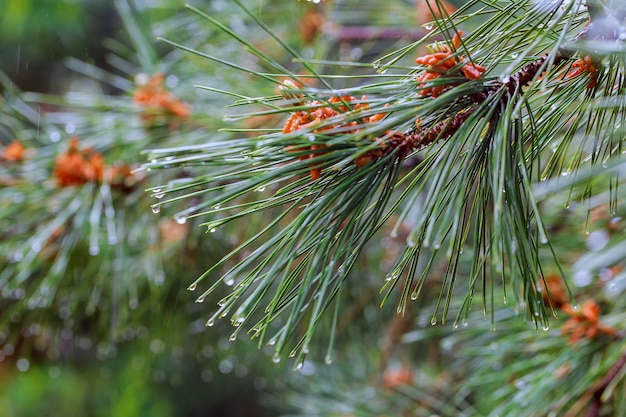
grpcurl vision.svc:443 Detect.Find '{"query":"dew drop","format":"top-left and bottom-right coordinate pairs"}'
top-left (209, 227), bottom-right (217, 233)
top-left (573, 270), bottom-right (593, 287)
top-left (195, 295), bottom-right (206, 303)
top-left (206, 318), bottom-right (215, 327)
top-left (272, 356), bottom-right (281, 363)
top-left (423, 23), bottom-right (434, 30)
top-left (174, 215), bottom-right (187, 225)
top-left (31, 241), bottom-right (42, 253)
top-left (511, 52), bottom-right (519, 58)
top-left (212, 204), bottom-right (221, 210)
top-left (89, 245), bottom-right (100, 256)
top-left (16, 358), bottom-right (30, 372)
top-left (255, 186), bottom-right (266, 192)
top-left (151, 205), bottom-right (161, 214)
top-left (411, 293), bottom-right (418, 301)
top-left (188, 283), bottom-right (197, 291)
top-left (8, 251), bottom-right (24, 263)
top-left (268, 337), bottom-right (277, 346)
top-left (229, 334), bottom-right (237, 342)
top-left (294, 362), bottom-right (304, 370)
top-left (224, 278), bottom-right (235, 286)
top-left (324, 355), bottom-right (333, 365)
top-left (430, 317), bottom-right (437, 326)
top-left (542, 324), bottom-right (550, 331)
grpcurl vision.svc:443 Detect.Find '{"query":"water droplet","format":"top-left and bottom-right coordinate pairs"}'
top-left (268, 337), bottom-right (277, 346)
top-left (165, 74), bottom-right (179, 88)
top-left (195, 295), bottom-right (206, 303)
top-left (571, 303), bottom-right (579, 311)
top-left (154, 192), bottom-right (165, 199)
top-left (229, 333), bottom-right (237, 341)
top-left (542, 324), bottom-right (550, 331)
top-left (407, 240), bottom-right (416, 248)
top-left (586, 230), bottom-right (609, 251)
top-left (7, 251), bottom-right (23, 263)
top-left (212, 204), bottom-right (221, 209)
top-left (209, 227), bottom-right (217, 233)
top-left (289, 349), bottom-right (296, 358)
top-left (206, 318), bottom-right (215, 327)
top-left (324, 355), bottom-right (333, 365)
top-left (174, 215), bottom-right (187, 225)
top-left (31, 241), bottom-right (42, 253)
top-left (294, 362), bottom-right (304, 370)
top-left (430, 317), bottom-right (437, 326)
top-left (272, 356), bottom-right (281, 363)
top-left (89, 245), bottom-right (100, 256)
top-left (573, 270), bottom-right (593, 287)
top-left (423, 23), bottom-right (434, 30)
top-left (224, 278), bottom-right (234, 286)
top-left (411, 293), bottom-right (418, 300)
top-left (16, 358), bottom-right (30, 372)
top-left (151, 205), bottom-right (161, 214)
top-left (511, 52), bottom-right (519, 58)
top-left (188, 283), bottom-right (197, 291)
top-left (50, 131), bottom-right (61, 142)
top-left (255, 186), bottom-right (266, 192)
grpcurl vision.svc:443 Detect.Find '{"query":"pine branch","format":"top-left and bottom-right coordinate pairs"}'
top-left (141, 0), bottom-right (626, 364)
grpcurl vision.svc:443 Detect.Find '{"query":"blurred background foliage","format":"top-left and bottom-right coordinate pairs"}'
top-left (1, 0), bottom-right (625, 416)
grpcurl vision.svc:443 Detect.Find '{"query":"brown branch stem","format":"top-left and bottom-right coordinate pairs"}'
top-left (586, 343), bottom-right (626, 417)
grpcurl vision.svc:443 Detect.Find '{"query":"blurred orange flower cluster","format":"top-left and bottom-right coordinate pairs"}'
top-left (560, 300), bottom-right (619, 344)
top-left (382, 366), bottom-right (414, 388)
top-left (1, 140), bottom-right (26, 162)
top-left (282, 94), bottom-right (388, 179)
top-left (415, 32), bottom-right (485, 97)
top-left (133, 73), bottom-right (190, 122)
top-left (54, 137), bottom-right (135, 189)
